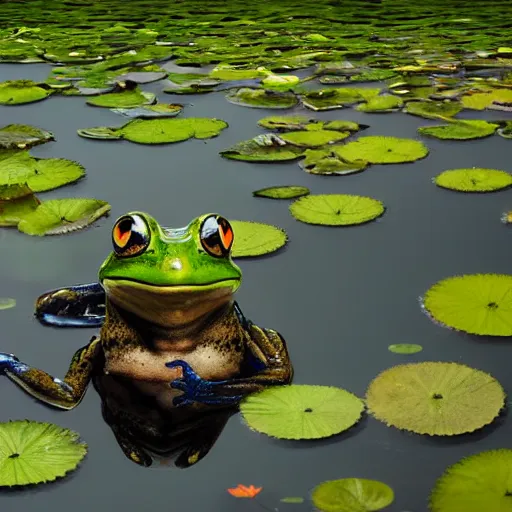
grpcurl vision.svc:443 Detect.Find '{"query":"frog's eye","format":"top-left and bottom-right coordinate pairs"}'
top-left (200, 215), bottom-right (234, 258)
top-left (112, 214), bottom-right (150, 257)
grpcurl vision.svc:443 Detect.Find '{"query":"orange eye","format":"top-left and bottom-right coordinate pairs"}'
top-left (200, 215), bottom-right (234, 258)
top-left (112, 214), bottom-right (150, 257)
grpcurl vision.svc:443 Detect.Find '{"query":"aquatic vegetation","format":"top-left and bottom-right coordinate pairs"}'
top-left (17, 198), bottom-right (111, 236)
top-left (430, 449), bottom-right (512, 512)
top-left (299, 148), bottom-right (369, 175)
top-left (418, 120), bottom-right (499, 140)
top-left (290, 194), bottom-right (385, 226)
top-left (0, 124), bottom-right (54, 150)
top-left (110, 104), bottom-right (183, 119)
top-left (257, 115), bottom-right (315, 131)
top-left (301, 88), bottom-right (380, 111)
top-left (388, 344), bottom-right (423, 354)
top-left (220, 135), bottom-right (304, 162)
top-left (225, 88), bottom-right (298, 109)
top-left (355, 94), bottom-right (404, 112)
top-left (78, 118), bottom-right (228, 144)
top-left (422, 274), bottom-right (512, 336)
top-left (497, 121), bottom-right (512, 139)
top-left (0, 298), bottom-right (16, 310)
top-left (0, 420), bottom-right (87, 487)
top-left (86, 88), bottom-right (156, 108)
top-left (279, 129), bottom-right (351, 147)
top-left (252, 186), bottom-right (310, 200)
top-left (404, 100), bottom-right (462, 120)
top-left (227, 484), bottom-right (263, 498)
top-left (366, 362), bottom-right (505, 436)
top-left (311, 478), bottom-right (394, 512)
top-left (434, 168), bottom-right (512, 192)
top-left (240, 384), bottom-right (365, 440)
top-left (0, 184), bottom-right (40, 226)
top-left (461, 88), bottom-right (512, 110)
top-left (0, 80), bottom-right (52, 105)
top-left (334, 136), bottom-right (429, 164)
top-left (230, 220), bottom-right (288, 257)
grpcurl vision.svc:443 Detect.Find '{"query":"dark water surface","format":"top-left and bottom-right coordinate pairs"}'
top-left (0, 63), bottom-right (511, 512)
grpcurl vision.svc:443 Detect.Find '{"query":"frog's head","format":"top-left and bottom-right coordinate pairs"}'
top-left (99, 211), bottom-right (242, 327)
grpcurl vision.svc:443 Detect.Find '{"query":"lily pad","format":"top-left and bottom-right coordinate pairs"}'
top-left (17, 198), bottom-right (111, 236)
top-left (434, 168), bottom-right (512, 193)
top-left (279, 130), bottom-right (350, 147)
top-left (404, 100), bottom-right (462, 120)
top-left (0, 151), bottom-right (85, 192)
top-left (261, 74), bottom-right (300, 91)
top-left (253, 186), bottom-right (310, 200)
top-left (220, 135), bottom-right (304, 162)
top-left (388, 344), bottom-right (423, 354)
top-left (418, 120), bottom-right (499, 140)
top-left (0, 420), bottom-right (87, 487)
top-left (0, 80), bottom-right (51, 105)
top-left (301, 88), bottom-right (380, 111)
top-left (422, 274), bottom-right (512, 336)
top-left (210, 65), bottom-right (268, 81)
top-left (311, 478), bottom-right (394, 512)
top-left (110, 104), bottom-right (183, 118)
top-left (230, 220), bottom-right (287, 257)
top-left (226, 88), bottom-right (298, 109)
top-left (0, 298), bottom-right (16, 310)
top-left (240, 385), bottom-right (365, 440)
top-left (497, 121), bottom-right (512, 139)
top-left (0, 124), bottom-right (54, 150)
top-left (289, 194), bottom-right (384, 226)
top-left (299, 148), bottom-right (369, 176)
top-left (86, 89), bottom-right (156, 108)
top-left (334, 136), bottom-right (429, 164)
top-left (430, 449), bottom-right (512, 512)
top-left (461, 89), bottom-right (512, 110)
top-left (366, 362), bottom-right (505, 436)
top-left (0, 184), bottom-right (40, 226)
top-left (257, 115), bottom-right (314, 131)
top-left (356, 94), bottom-right (404, 112)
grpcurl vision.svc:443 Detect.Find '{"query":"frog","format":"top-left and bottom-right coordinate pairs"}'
top-left (0, 211), bottom-right (293, 412)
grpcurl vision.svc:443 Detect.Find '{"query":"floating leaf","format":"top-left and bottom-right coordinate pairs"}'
top-left (280, 497), bottom-right (305, 504)
top-left (226, 88), bottom-right (298, 109)
top-left (299, 148), bottom-right (369, 175)
top-left (301, 88), bottom-right (380, 111)
top-left (290, 194), bottom-right (384, 226)
top-left (434, 168), bottom-right (512, 193)
top-left (311, 478), bottom-right (394, 512)
top-left (240, 384), bottom-right (365, 440)
top-left (257, 115), bottom-right (314, 131)
top-left (0, 420), bottom-right (87, 487)
top-left (461, 89), bottom-right (512, 110)
top-left (220, 135), bottom-right (304, 162)
top-left (86, 88), bottom-right (156, 108)
top-left (388, 344), bottom-right (423, 354)
top-left (114, 71), bottom-right (167, 84)
top-left (261, 74), bottom-right (300, 91)
top-left (210, 65), bottom-right (268, 81)
top-left (0, 80), bottom-right (51, 105)
top-left (334, 136), bottom-right (428, 164)
top-left (230, 220), bottom-right (287, 257)
top-left (253, 186), bottom-right (310, 200)
top-left (0, 184), bottom-right (40, 226)
top-left (430, 449), bottom-right (512, 512)
top-left (0, 124), bottom-right (54, 150)
top-left (422, 274), bottom-right (512, 336)
top-left (418, 120), bottom-right (498, 140)
top-left (366, 362), bottom-right (505, 435)
top-left (356, 94), bottom-right (403, 112)
top-left (0, 298), bottom-right (16, 310)
top-left (110, 103), bottom-right (183, 118)
top-left (497, 121), bottom-right (512, 139)
top-left (404, 100), bottom-right (462, 119)
top-left (17, 198), bottom-right (111, 236)
top-left (279, 130), bottom-right (350, 147)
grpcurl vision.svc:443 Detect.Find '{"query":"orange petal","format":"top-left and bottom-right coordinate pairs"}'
top-left (227, 484), bottom-right (263, 498)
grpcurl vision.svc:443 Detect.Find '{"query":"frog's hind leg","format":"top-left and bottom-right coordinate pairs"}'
top-left (0, 336), bottom-right (101, 410)
top-left (35, 282), bottom-right (106, 328)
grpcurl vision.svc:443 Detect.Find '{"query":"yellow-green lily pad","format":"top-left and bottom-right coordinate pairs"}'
top-left (290, 194), bottom-right (385, 226)
top-left (301, 88), bottom-right (380, 111)
top-left (0, 80), bottom-right (51, 105)
top-left (257, 115), bottom-right (314, 131)
top-left (497, 122), bottom-right (512, 139)
top-left (0, 298), bottom-right (16, 310)
top-left (279, 129), bottom-right (350, 147)
top-left (110, 103), bottom-right (183, 118)
top-left (434, 168), bottom-right (512, 192)
top-left (388, 343), bottom-right (423, 354)
top-left (226, 88), bottom-right (298, 109)
top-left (404, 100), bottom-right (462, 119)
top-left (0, 184), bottom-right (40, 226)
top-left (356, 94), bottom-right (404, 112)
top-left (86, 88), bottom-right (156, 108)
top-left (210, 65), bottom-right (268, 81)
top-left (418, 120), bottom-right (499, 140)
top-left (461, 88), bottom-right (512, 110)
top-left (0, 124), bottom-right (54, 150)
top-left (220, 134), bottom-right (304, 162)
top-left (230, 220), bottom-right (287, 257)
top-left (299, 148), bottom-right (369, 175)
top-left (253, 185), bottom-right (310, 200)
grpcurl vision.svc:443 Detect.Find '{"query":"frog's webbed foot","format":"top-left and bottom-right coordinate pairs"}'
top-left (35, 282), bottom-right (106, 328)
top-left (166, 360), bottom-right (243, 407)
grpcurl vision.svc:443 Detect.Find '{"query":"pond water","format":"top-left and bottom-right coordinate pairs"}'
top-left (0, 3), bottom-right (512, 511)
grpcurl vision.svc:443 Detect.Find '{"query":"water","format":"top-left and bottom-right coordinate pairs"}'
top-left (0, 60), bottom-right (511, 511)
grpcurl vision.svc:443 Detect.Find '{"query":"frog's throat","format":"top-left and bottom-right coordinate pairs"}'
top-left (101, 278), bottom-right (240, 328)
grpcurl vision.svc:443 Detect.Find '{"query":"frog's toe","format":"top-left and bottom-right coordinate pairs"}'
top-left (169, 378), bottom-right (188, 392)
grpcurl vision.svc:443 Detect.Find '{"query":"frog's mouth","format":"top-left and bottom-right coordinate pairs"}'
top-left (101, 278), bottom-right (240, 327)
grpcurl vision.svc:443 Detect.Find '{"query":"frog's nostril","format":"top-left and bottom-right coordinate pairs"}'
top-left (169, 258), bottom-right (183, 271)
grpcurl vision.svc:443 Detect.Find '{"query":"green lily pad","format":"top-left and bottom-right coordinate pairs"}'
top-left (279, 130), bottom-right (350, 147)
top-left (253, 186), bottom-right (310, 200)
top-left (167, 72), bottom-right (209, 85)
top-left (110, 103), bottom-right (183, 118)
top-left (0, 124), bottom-right (54, 150)
top-left (334, 136), bottom-right (429, 164)
top-left (220, 135), bottom-right (304, 162)
top-left (299, 148), bottom-right (369, 175)
top-left (301, 88), bottom-right (380, 111)
top-left (311, 478), bottom-right (394, 512)
top-left (290, 194), bottom-right (385, 226)
top-left (388, 344), bottom-right (423, 354)
top-left (356, 94), bottom-right (404, 112)
top-left (86, 88), bottom-right (156, 108)
top-left (240, 384), bottom-right (365, 440)
top-left (418, 120), bottom-right (499, 140)
top-left (230, 220), bottom-right (287, 257)
top-left (461, 88), bottom-right (512, 110)
top-left (210, 65), bottom-right (268, 81)
top-left (430, 449), bottom-right (512, 512)
top-left (0, 184), bottom-right (40, 226)
top-left (0, 420), bottom-right (87, 487)
top-left (0, 151), bottom-right (85, 192)
top-left (0, 80), bottom-right (51, 105)
top-left (404, 100), bottom-right (462, 120)
top-left (434, 168), bottom-right (512, 192)
top-left (318, 76), bottom-right (349, 84)
top-left (257, 115), bottom-right (314, 131)
top-left (0, 298), bottom-right (16, 310)
top-left (349, 68), bottom-right (398, 82)
top-left (497, 121), bottom-right (512, 139)
top-left (323, 120), bottom-right (362, 132)
top-left (366, 362), bottom-right (505, 436)
top-left (17, 198), bottom-right (111, 236)
top-left (280, 497), bottom-right (304, 504)
top-left (261, 74), bottom-right (300, 91)
top-left (226, 88), bottom-right (298, 109)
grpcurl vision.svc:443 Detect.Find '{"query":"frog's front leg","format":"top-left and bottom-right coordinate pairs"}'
top-left (166, 323), bottom-right (293, 407)
top-left (0, 336), bottom-right (101, 410)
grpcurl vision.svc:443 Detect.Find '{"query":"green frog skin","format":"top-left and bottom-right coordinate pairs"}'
top-left (0, 212), bottom-right (293, 410)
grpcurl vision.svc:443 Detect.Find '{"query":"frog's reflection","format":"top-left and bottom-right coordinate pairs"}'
top-left (94, 373), bottom-right (236, 468)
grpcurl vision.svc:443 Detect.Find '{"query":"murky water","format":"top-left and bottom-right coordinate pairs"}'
top-left (0, 57), bottom-right (511, 512)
